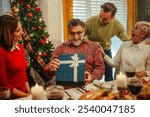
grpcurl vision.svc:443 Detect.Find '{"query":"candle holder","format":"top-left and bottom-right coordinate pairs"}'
top-left (117, 86), bottom-right (127, 99)
top-left (31, 84), bottom-right (46, 100)
top-left (116, 72), bottom-right (128, 99)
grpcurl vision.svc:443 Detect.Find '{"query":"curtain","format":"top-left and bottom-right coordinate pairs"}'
top-left (127, 0), bottom-right (137, 36)
top-left (62, 0), bottom-right (73, 41)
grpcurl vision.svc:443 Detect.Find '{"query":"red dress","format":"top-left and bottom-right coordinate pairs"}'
top-left (0, 44), bottom-right (28, 93)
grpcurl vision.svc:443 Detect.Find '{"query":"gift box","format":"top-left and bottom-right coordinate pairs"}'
top-left (56, 54), bottom-right (85, 86)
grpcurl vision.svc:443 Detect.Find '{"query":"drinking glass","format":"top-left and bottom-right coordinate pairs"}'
top-left (0, 87), bottom-right (11, 100)
top-left (46, 85), bottom-right (64, 100)
top-left (125, 66), bottom-right (136, 78)
top-left (127, 78), bottom-right (143, 100)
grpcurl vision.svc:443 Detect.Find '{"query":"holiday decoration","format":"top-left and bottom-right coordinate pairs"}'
top-left (10, 0), bottom-right (55, 83)
top-left (27, 13), bottom-right (33, 18)
top-left (26, 4), bottom-right (31, 9)
top-left (35, 7), bottom-right (40, 12)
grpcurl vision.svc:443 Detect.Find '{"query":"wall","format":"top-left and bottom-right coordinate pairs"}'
top-left (137, 0), bottom-right (150, 21)
top-left (38, 0), bottom-right (63, 48)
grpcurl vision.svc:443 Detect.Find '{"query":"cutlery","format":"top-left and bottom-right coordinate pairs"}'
top-left (77, 88), bottom-right (85, 94)
top-left (65, 91), bottom-right (74, 100)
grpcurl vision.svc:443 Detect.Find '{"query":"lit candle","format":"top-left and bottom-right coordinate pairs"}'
top-left (31, 84), bottom-right (46, 100)
top-left (116, 72), bottom-right (127, 88)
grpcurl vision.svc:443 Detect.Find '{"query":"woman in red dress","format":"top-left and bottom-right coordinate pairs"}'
top-left (0, 15), bottom-right (30, 99)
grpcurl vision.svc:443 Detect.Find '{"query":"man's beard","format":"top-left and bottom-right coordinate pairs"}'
top-left (99, 20), bottom-right (109, 26)
top-left (72, 40), bottom-right (82, 46)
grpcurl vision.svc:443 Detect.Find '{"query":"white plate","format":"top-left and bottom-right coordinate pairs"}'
top-left (85, 81), bottom-right (118, 93)
top-left (85, 83), bottom-right (99, 91)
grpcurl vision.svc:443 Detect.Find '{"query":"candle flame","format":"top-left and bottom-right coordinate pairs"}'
top-left (35, 84), bottom-right (38, 88)
top-left (120, 72), bottom-right (122, 75)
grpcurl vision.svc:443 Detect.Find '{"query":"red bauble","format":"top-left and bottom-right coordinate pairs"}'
top-left (35, 7), bottom-right (41, 12)
top-left (26, 5), bottom-right (31, 9)
top-left (42, 52), bottom-right (47, 57)
top-left (40, 39), bottom-right (45, 45)
top-left (28, 13), bottom-right (33, 18)
top-left (38, 26), bottom-right (42, 30)
top-left (42, 37), bottom-right (47, 41)
top-left (31, 26), bottom-right (35, 30)
top-left (19, 0), bottom-right (23, 5)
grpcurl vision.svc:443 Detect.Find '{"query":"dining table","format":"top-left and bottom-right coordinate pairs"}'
top-left (13, 77), bottom-right (150, 100)
top-left (14, 80), bottom-right (118, 100)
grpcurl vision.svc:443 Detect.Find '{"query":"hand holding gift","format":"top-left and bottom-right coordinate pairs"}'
top-left (49, 59), bottom-right (60, 72)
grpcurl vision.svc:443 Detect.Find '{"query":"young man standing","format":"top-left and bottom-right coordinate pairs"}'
top-left (85, 2), bottom-right (130, 81)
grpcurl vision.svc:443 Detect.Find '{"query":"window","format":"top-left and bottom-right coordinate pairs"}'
top-left (73, 0), bottom-right (128, 56)
top-left (0, 0), bottom-right (10, 15)
top-left (73, 0), bottom-right (127, 28)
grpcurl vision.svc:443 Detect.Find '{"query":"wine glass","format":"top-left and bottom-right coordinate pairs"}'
top-left (46, 85), bottom-right (64, 100)
top-left (127, 78), bottom-right (143, 100)
top-left (125, 66), bottom-right (136, 78)
top-left (0, 87), bottom-right (11, 100)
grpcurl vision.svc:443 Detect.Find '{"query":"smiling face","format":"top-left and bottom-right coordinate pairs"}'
top-left (69, 25), bottom-right (85, 46)
top-left (99, 9), bottom-right (114, 26)
top-left (12, 22), bottom-right (23, 44)
top-left (131, 22), bottom-right (150, 44)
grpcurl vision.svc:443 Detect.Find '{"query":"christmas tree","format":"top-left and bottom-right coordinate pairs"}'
top-left (10, 0), bottom-right (54, 83)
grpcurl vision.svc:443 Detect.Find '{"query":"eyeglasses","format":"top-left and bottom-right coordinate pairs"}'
top-left (69, 30), bottom-right (84, 36)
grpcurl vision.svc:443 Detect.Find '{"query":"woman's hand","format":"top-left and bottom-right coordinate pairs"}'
top-left (49, 59), bottom-right (60, 72)
top-left (96, 42), bottom-right (106, 58)
top-left (84, 71), bottom-right (93, 85)
top-left (135, 71), bottom-right (147, 78)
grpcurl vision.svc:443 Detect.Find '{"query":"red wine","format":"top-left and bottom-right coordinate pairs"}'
top-left (0, 87), bottom-right (11, 100)
top-left (125, 71), bottom-right (135, 77)
top-left (128, 85), bottom-right (142, 95)
top-left (47, 92), bottom-right (63, 100)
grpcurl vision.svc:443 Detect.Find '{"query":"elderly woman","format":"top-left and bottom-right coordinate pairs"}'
top-left (99, 21), bottom-right (150, 78)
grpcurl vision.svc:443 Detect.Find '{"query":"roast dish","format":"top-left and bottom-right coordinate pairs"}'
top-left (78, 89), bottom-right (117, 100)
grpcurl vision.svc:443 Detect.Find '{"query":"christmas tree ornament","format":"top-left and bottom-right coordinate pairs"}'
top-left (43, 37), bottom-right (47, 41)
top-left (37, 26), bottom-right (42, 30)
top-left (26, 4), bottom-right (31, 9)
top-left (40, 39), bottom-right (46, 45)
top-left (38, 52), bottom-right (42, 56)
top-left (30, 34), bottom-right (33, 37)
top-left (39, 18), bottom-right (42, 22)
top-left (42, 52), bottom-right (47, 57)
top-left (32, 26), bottom-right (35, 30)
top-left (19, 0), bottom-right (23, 5)
top-left (46, 40), bottom-right (49, 44)
top-left (37, 56), bottom-right (46, 68)
top-left (28, 13), bottom-right (33, 18)
top-left (35, 7), bottom-right (41, 12)
top-left (26, 42), bottom-right (34, 53)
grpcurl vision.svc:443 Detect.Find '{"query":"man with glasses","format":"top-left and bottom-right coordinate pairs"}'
top-left (85, 2), bottom-right (130, 81)
top-left (44, 18), bottom-right (105, 85)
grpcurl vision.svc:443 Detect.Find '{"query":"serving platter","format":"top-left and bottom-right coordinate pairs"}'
top-left (85, 80), bottom-right (118, 93)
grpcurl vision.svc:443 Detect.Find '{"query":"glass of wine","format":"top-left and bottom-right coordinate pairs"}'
top-left (127, 78), bottom-right (143, 100)
top-left (0, 87), bottom-right (11, 100)
top-left (125, 66), bottom-right (136, 78)
top-left (46, 85), bottom-right (64, 100)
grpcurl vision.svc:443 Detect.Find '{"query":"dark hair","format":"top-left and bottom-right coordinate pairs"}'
top-left (100, 2), bottom-right (117, 17)
top-left (67, 18), bottom-right (85, 30)
top-left (0, 15), bottom-right (18, 50)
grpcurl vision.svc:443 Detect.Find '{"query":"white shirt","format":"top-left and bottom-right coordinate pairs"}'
top-left (104, 39), bottom-right (150, 78)
top-left (11, 44), bottom-right (20, 52)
